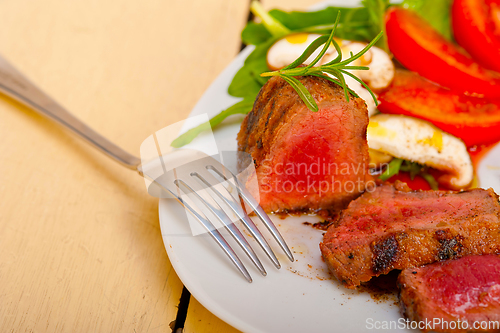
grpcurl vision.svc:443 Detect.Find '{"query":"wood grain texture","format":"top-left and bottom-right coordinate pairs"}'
top-left (0, 0), bottom-right (248, 332)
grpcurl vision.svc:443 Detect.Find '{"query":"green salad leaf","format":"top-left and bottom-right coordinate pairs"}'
top-left (362, 0), bottom-right (390, 52)
top-left (241, 22), bottom-right (271, 45)
top-left (170, 97), bottom-right (255, 148)
top-left (241, 5), bottom-right (381, 46)
top-left (379, 158), bottom-right (404, 181)
top-left (227, 57), bottom-right (268, 98)
top-left (379, 158), bottom-right (439, 190)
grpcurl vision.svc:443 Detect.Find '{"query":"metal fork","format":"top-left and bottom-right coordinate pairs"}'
top-left (0, 53), bottom-right (294, 282)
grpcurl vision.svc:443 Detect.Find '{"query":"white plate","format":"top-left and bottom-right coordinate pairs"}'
top-left (158, 1), bottom-right (500, 332)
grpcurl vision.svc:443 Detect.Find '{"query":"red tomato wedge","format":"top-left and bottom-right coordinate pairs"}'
top-left (385, 7), bottom-right (500, 98)
top-left (378, 69), bottom-right (500, 147)
top-left (453, 0), bottom-right (500, 73)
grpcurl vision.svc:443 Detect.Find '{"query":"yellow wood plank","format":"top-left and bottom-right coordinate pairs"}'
top-left (0, 0), bottom-right (249, 332)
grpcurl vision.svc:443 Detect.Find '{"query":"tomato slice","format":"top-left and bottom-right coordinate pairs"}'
top-left (453, 0), bottom-right (500, 73)
top-left (385, 7), bottom-right (500, 98)
top-left (377, 69), bottom-right (500, 147)
top-left (388, 172), bottom-right (449, 191)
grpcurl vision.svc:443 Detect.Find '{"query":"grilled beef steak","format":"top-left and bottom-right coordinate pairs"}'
top-left (320, 182), bottom-right (500, 289)
top-left (237, 75), bottom-right (371, 213)
top-left (399, 255), bottom-right (500, 332)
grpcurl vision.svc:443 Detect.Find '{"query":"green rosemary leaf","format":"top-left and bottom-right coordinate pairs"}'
top-left (342, 65), bottom-right (370, 71)
top-left (308, 73), bottom-right (359, 98)
top-left (282, 35), bottom-right (329, 70)
top-left (334, 31), bottom-right (383, 66)
top-left (280, 75), bottom-right (319, 111)
top-left (379, 158), bottom-right (403, 181)
top-left (279, 67), bottom-right (309, 76)
top-left (170, 97), bottom-right (255, 148)
top-left (339, 69), bottom-right (378, 105)
top-left (326, 37), bottom-right (343, 65)
top-left (322, 68), bottom-right (351, 102)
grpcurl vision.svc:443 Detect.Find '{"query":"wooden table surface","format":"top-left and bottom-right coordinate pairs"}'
top-left (0, 0), bottom-right (318, 332)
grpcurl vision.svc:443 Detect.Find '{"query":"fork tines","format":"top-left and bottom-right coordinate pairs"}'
top-left (154, 154), bottom-right (294, 282)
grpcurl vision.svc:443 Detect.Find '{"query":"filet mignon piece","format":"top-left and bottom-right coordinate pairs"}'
top-left (398, 255), bottom-right (500, 333)
top-left (237, 75), bottom-right (372, 213)
top-left (319, 182), bottom-right (500, 289)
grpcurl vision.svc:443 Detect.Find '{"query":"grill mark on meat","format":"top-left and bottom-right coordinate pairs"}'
top-left (435, 229), bottom-right (464, 260)
top-left (264, 99), bottom-right (275, 127)
top-left (372, 234), bottom-right (399, 273)
top-left (256, 139), bottom-right (263, 149)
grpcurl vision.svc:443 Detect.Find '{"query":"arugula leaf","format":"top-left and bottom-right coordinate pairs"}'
top-left (241, 6), bottom-right (377, 46)
top-left (421, 172), bottom-right (439, 190)
top-left (170, 97), bottom-right (255, 148)
top-left (245, 37), bottom-right (277, 63)
top-left (402, 0), bottom-right (454, 41)
top-left (228, 57), bottom-right (269, 98)
top-left (380, 158), bottom-right (403, 181)
top-left (241, 22), bottom-right (272, 45)
top-left (282, 35), bottom-right (330, 70)
top-left (270, 7), bottom-right (364, 31)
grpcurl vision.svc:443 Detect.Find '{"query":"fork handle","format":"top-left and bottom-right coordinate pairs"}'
top-left (0, 54), bottom-right (141, 170)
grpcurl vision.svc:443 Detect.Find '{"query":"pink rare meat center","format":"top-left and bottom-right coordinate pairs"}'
top-left (423, 255), bottom-right (500, 314)
top-left (259, 105), bottom-right (361, 200)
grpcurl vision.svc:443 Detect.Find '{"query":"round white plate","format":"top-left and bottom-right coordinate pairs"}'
top-left (159, 1), bottom-right (500, 332)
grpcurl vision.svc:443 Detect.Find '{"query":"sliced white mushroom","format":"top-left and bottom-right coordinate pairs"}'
top-left (321, 42), bottom-right (393, 116)
top-left (367, 114), bottom-right (473, 189)
top-left (358, 46), bottom-right (395, 90)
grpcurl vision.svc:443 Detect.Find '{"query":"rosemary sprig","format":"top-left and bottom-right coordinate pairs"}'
top-left (260, 12), bottom-right (383, 112)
